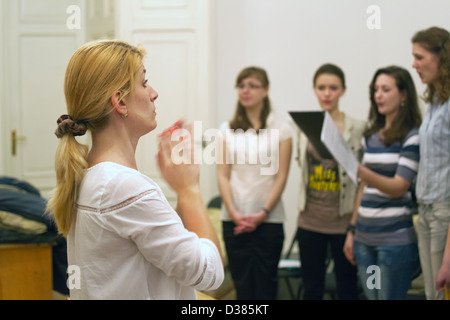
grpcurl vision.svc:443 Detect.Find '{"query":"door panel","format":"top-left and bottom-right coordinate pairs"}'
top-left (2, 0), bottom-right (86, 196)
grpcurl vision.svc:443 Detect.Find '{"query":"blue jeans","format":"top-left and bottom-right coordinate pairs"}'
top-left (354, 241), bottom-right (419, 300)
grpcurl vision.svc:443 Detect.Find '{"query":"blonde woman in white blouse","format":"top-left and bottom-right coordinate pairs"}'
top-left (47, 40), bottom-right (224, 300)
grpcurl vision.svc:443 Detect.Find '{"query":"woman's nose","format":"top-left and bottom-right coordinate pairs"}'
top-left (149, 86), bottom-right (159, 102)
top-left (374, 90), bottom-right (382, 99)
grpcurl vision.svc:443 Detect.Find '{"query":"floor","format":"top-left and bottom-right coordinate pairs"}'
top-left (276, 271), bottom-right (426, 300)
top-left (50, 266), bottom-right (426, 300)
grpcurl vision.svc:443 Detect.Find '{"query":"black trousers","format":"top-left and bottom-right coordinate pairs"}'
top-left (223, 221), bottom-right (284, 300)
top-left (298, 227), bottom-right (359, 300)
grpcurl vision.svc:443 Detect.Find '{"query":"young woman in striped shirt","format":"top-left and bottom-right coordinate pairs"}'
top-left (344, 66), bottom-right (422, 300)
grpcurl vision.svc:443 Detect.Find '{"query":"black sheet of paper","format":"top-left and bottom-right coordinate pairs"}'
top-left (289, 111), bottom-right (333, 159)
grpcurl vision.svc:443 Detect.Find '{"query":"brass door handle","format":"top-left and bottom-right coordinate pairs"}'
top-left (11, 130), bottom-right (26, 156)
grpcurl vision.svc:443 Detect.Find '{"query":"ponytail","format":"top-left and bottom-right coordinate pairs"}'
top-left (47, 135), bottom-right (88, 236)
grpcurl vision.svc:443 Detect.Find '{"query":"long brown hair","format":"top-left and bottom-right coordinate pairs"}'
top-left (412, 26), bottom-right (450, 104)
top-left (229, 66), bottom-right (272, 131)
top-left (47, 40), bottom-right (146, 236)
top-left (365, 66), bottom-right (422, 145)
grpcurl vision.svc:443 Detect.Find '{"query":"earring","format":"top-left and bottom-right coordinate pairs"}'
top-left (122, 112), bottom-right (128, 119)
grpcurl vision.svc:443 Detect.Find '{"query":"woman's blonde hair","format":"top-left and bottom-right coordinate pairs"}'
top-left (47, 40), bottom-right (146, 236)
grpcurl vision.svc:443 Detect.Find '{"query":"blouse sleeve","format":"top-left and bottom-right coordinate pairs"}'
top-left (279, 118), bottom-right (294, 142)
top-left (101, 175), bottom-right (224, 292)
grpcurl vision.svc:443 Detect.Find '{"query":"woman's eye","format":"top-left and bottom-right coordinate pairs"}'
top-left (144, 79), bottom-right (149, 87)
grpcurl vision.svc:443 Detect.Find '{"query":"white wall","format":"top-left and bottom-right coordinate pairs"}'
top-left (214, 0), bottom-right (450, 249)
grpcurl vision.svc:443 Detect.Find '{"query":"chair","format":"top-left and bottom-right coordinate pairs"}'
top-left (204, 196), bottom-right (237, 299)
top-left (207, 195), bottom-right (222, 209)
top-left (278, 229), bottom-right (303, 299)
top-left (323, 244), bottom-right (366, 300)
top-left (323, 245), bottom-right (338, 299)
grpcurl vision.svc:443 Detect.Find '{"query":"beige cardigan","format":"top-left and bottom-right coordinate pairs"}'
top-left (296, 114), bottom-right (366, 216)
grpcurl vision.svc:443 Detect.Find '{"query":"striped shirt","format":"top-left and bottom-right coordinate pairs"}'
top-left (355, 129), bottom-right (420, 246)
top-left (416, 98), bottom-right (450, 204)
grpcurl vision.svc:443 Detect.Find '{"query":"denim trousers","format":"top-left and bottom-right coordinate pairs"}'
top-left (354, 241), bottom-right (419, 300)
top-left (417, 201), bottom-right (450, 300)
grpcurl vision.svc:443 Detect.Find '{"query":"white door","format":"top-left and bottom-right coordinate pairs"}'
top-left (1, 0), bottom-right (118, 196)
top-left (2, 0), bottom-right (86, 196)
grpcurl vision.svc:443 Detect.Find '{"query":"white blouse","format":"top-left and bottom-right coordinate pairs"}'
top-left (67, 162), bottom-right (224, 300)
top-left (219, 113), bottom-right (293, 223)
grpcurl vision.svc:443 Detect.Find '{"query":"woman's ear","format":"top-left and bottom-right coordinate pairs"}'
top-left (111, 90), bottom-right (128, 117)
top-left (263, 86), bottom-right (270, 98)
top-left (401, 90), bottom-right (407, 103)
